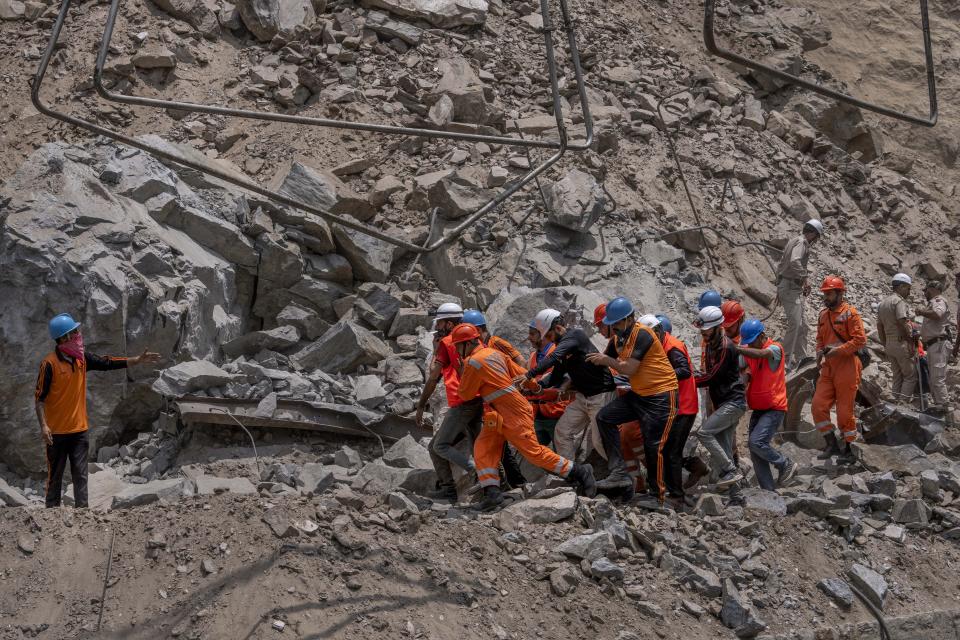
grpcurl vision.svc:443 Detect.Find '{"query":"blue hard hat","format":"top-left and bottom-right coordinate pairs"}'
top-left (739, 318), bottom-right (765, 345)
top-left (462, 309), bottom-right (487, 327)
top-left (698, 290), bottom-right (722, 310)
top-left (49, 313), bottom-right (81, 340)
top-left (602, 297), bottom-right (635, 325)
top-left (655, 314), bottom-right (673, 334)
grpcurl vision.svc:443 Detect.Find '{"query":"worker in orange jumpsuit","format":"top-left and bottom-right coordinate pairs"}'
top-left (812, 276), bottom-right (866, 462)
top-left (452, 324), bottom-right (597, 511)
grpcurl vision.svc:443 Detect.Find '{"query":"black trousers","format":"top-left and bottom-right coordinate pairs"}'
top-left (597, 389), bottom-right (678, 501)
top-left (664, 414), bottom-right (696, 499)
top-left (46, 431), bottom-right (89, 508)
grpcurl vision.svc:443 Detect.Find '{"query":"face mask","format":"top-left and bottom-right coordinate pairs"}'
top-left (58, 332), bottom-right (85, 362)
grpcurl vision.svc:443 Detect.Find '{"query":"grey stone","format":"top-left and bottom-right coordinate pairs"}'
top-left (590, 557), bottom-right (625, 582)
top-left (429, 94), bottom-right (455, 127)
top-left (696, 493), bottom-right (725, 516)
top-left (356, 283), bottom-right (402, 332)
top-left (549, 564), bottom-right (580, 596)
top-left (331, 224), bottom-right (395, 284)
top-left (721, 578), bottom-right (767, 638)
top-left (222, 325), bottom-right (300, 358)
top-left (236, 0), bottom-right (315, 41)
top-left (303, 253), bottom-right (353, 286)
top-left (681, 600), bottom-right (706, 618)
top-left (201, 558), bottom-right (218, 575)
top-left (195, 475), bottom-right (257, 495)
top-left (891, 498), bottom-right (931, 525)
top-left (633, 600), bottom-right (665, 619)
top-left (882, 524), bottom-right (906, 544)
top-left (152, 360), bottom-right (243, 397)
top-left (275, 304), bottom-right (328, 340)
top-left (920, 469), bottom-right (942, 500)
top-left (382, 435), bottom-right (432, 469)
top-left (0, 477), bottom-right (30, 507)
top-left (262, 507), bottom-right (299, 538)
top-left (847, 563), bottom-right (887, 610)
top-left (389, 309), bottom-right (432, 337)
top-left (854, 442), bottom-right (933, 475)
top-left (159, 203), bottom-right (259, 268)
top-left (660, 553), bottom-right (722, 597)
top-left (543, 169), bottom-right (604, 232)
top-left (335, 446), bottom-right (362, 469)
top-left (132, 46), bottom-right (178, 69)
top-left (556, 531), bottom-right (615, 561)
top-left (369, 175), bottom-right (405, 208)
top-left (430, 176), bottom-right (494, 220)
top-left (428, 57), bottom-right (501, 126)
top-left (97, 444), bottom-right (120, 464)
top-left (385, 357), bottom-right (423, 386)
top-left (364, 10), bottom-right (422, 44)
top-left (351, 459), bottom-right (435, 495)
top-left (359, 0), bottom-right (486, 28)
top-left (354, 375), bottom-right (387, 408)
top-left (291, 320), bottom-right (391, 373)
top-left (817, 577), bottom-right (854, 608)
top-left (866, 472), bottom-right (898, 497)
top-left (494, 491), bottom-right (576, 530)
top-left (387, 491), bottom-right (420, 516)
top-left (742, 488), bottom-right (787, 516)
top-left (17, 533), bottom-right (34, 555)
top-left (276, 162), bottom-right (375, 222)
top-left (296, 463), bottom-right (337, 495)
top-left (0, 0), bottom-right (26, 20)
top-left (111, 478), bottom-right (194, 509)
top-left (150, 0), bottom-right (220, 36)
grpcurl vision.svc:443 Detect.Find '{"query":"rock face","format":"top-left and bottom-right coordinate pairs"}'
top-left (360, 0), bottom-right (487, 28)
top-left (0, 142), bottom-right (249, 475)
top-left (236, 0), bottom-right (316, 42)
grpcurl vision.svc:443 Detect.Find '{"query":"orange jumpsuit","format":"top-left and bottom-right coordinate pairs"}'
top-left (459, 345), bottom-right (573, 488)
top-left (812, 302), bottom-right (866, 443)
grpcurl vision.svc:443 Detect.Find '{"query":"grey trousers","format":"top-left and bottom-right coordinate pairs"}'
top-left (885, 339), bottom-right (918, 402)
top-left (927, 341), bottom-right (952, 407)
top-left (553, 392), bottom-right (611, 461)
top-left (428, 400), bottom-right (482, 487)
top-left (696, 399), bottom-right (746, 474)
top-left (778, 280), bottom-right (807, 367)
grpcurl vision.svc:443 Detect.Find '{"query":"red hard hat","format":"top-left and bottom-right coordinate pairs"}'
top-left (593, 303), bottom-right (607, 327)
top-left (720, 300), bottom-right (744, 328)
top-left (450, 323), bottom-right (481, 344)
top-left (820, 275), bottom-right (846, 292)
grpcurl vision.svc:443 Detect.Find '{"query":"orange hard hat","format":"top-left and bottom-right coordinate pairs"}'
top-left (720, 300), bottom-right (744, 328)
top-left (820, 275), bottom-right (846, 292)
top-left (593, 303), bottom-right (607, 327)
top-left (450, 323), bottom-right (481, 344)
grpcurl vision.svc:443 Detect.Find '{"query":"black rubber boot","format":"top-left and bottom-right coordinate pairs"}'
top-left (427, 484), bottom-right (458, 502)
top-left (838, 441), bottom-right (855, 463)
top-left (596, 423), bottom-right (633, 490)
top-left (568, 463), bottom-right (597, 498)
top-left (471, 486), bottom-right (505, 512)
top-left (683, 456), bottom-right (709, 490)
top-left (817, 432), bottom-right (842, 460)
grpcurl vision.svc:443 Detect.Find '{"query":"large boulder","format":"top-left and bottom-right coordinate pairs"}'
top-left (291, 320), bottom-right (391, 373)
top-left (359, 0), bottom-right (486, 28)
top-left (221, 325), bottom-right (301, 358)
top-left (543, 169), bottom-right (605, 232)
top-left (428, 58), bottom-right (501, 126)
top-left (152, 360), bottom-right (244, 397)
top-left (0, 142), bottom-right (249, 475)
top-left (332, 224), bottom-right (395, 283)
top-left (150, 0), bottom-right (220, 36)
top-left (276, 161), bottom-right (375, 222)
top-left (236, 0), bottom-right (316, 41)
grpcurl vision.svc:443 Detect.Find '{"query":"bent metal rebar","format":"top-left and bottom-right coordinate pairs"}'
top-left (703, 0), bottom-right (938, 127)
top-left (32, 0), bottom-right (595, 253)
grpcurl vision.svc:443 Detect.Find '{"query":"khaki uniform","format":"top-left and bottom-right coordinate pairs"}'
top-left (776, 235), bottom-right (810, 367)
top-left (877, 293), bottom-right (917, 401)
top-left (920, 295), bottom-right (952, 407)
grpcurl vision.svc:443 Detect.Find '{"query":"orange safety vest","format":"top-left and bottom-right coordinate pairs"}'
top-left (527, 344), bottom-right (570, 419)
top-left (35, 352), bottom-right (90, 435)
top-left (616, 323), bottom-right (678, 397)
top-left (663, 333), bottom-right (698, 415)
top-left (745, 339), bottom-right (788, 411)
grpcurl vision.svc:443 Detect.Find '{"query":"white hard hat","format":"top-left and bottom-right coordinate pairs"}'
top-left (432, 302), bottom-right (463, 328)
top-left (638, 313), bottom-right (661, 329)
top-left (532, 308), bottom-right (562, 337)
top-left (696, 305), bottom-right (724, 329)
top-left (804, 219), bottom-right (824, 236)
top-left (892, 273), bottom-right (912, 286)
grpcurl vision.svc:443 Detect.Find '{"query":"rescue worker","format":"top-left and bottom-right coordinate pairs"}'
top-left (721, 300), bottom-right (745, 343)
top-left (813, 276), bottom-right (866, 460)
top-left (693, 306), bottom-right (747, 498)
top-left (452, 324), bottom-right (596, 511)
top-left (414, 302), bottom-right (482, 501)
top-left (516, 307), bottom-right (616, 462)
top-left (776, 219), bottom-right (823, 370)
top-left (36, 313), bottom-right (161, 508)
top-left (656, 314), bottom-right (710, 490)
top-left (586, 297), bottom-right (679, 501)
top-left (877, 273), bottom-right (917, 403)
top-left (915, 281), bottom-right (952, 410)
top-left (525, 320), bottom-right (571, 446)
top-left (736, 318), bottom-right (798, 490)
top-left (461, 309), bottom-right (527, 487)
top-left (637, 314), bottom-right (699, 507)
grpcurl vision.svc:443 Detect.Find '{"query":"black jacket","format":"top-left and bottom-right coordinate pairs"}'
top-left (526, 328), bottom-right (614, 397)
top-left (695, 335), bottom-right (745, 407)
